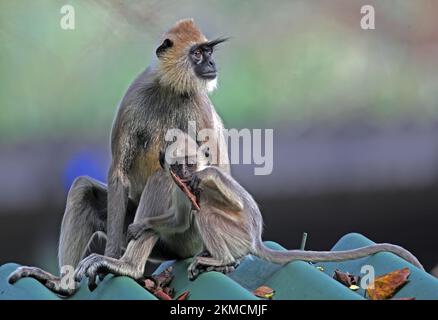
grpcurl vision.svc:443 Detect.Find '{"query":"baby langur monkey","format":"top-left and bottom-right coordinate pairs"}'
top-left (130, 134), bottom-right (424, 280)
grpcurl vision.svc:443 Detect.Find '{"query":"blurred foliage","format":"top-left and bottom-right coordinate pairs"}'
top-left (1, 0), bottom-right (437, 142)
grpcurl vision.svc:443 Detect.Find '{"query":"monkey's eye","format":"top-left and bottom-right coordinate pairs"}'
top-left (192, 49), bottom-right (202, 63)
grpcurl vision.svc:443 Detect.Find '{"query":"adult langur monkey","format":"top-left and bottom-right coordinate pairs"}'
top-left (9, 19), bottom-right (230, 295)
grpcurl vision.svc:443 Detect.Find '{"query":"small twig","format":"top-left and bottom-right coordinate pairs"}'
top-left (300, 232), bottom-right (308, 250)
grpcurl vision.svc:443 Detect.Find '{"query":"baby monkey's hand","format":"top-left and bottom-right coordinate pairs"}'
top-left (188, 174), bottom-right (202, 193)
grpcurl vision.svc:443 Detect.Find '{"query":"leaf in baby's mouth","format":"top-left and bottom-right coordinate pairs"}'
top-left (366, 267), bottom-right (410, 300)
top-left (169, 169), bottom-right (201, 210)
top-left (253, 286), bottom-right (275, 299)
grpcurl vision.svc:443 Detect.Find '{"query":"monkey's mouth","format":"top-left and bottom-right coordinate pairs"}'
top-left (200, 72), bottom-right (217, 80)
top-left (169, 169), bottom-right (201, 211)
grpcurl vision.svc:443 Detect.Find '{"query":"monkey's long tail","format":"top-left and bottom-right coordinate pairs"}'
top-left (252, 241), bottom-right (424, 270)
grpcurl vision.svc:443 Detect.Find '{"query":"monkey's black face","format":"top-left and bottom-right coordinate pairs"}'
top-left (189, 38), bottom-right (228, 80)
top-left (170, 161), bottom-right (197, 181)
top-left (190, 44), bottom-right (217, 80)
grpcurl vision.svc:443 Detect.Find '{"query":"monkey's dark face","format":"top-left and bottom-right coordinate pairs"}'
top-left (155, 35), bottom-right (227, 93)
top-left (169, 160), bottom-right (197, 181)
top-left (159, 150), bottom-right (197, 180)
top-left (189, 44), bottom-right (217, 80)
top-left (190, 38), bottom-right (228, 80)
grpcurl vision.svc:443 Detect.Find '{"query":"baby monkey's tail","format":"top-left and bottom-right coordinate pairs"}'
top-left (252, 241), bottom-right (424, 270)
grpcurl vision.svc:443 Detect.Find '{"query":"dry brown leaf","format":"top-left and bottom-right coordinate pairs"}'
top-left (154, 288), bottom-right (172, 300)
top-left (333, 269), bottom-right (360, 287)
top-left (253, 286), bottom-right (275, 299)
top-left (367, 267), bottom-right (410, 300)
top-left (143, 267), bottom-right (175, 299)
top-left (153, 266), bottom-right (174, 288)
top-left (144, 278), bottom-right (156, 292)
top-left (163, 286), bottom-right (175, 298)
top-left (176, 291), bottom-right (190, 300)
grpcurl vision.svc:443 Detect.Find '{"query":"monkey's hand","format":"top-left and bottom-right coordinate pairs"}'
top-left (74, 253), bottom-right (143, 291)
top-left (188, 174), bottom-right (202, 192)
top-left (188, 167), bottom-right (217, 192)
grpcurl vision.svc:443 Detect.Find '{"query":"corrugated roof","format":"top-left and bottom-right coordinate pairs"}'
top-left (1, 233), bottom-right (437, 300)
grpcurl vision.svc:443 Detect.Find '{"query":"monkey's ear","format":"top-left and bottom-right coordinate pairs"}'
top-left (156, 38), bottom-right (174, 58)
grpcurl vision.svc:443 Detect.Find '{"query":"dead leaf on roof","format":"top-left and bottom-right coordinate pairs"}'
top-left (253, 285), bottom-right (275, 299)
top-left (163, 286), bottom-right (174, 298)
top-left (176, 291), bottom-right (190, 300)
top-left (333, 269), bottom-right (360, 288)
top-left (143, 267), bottom-right (176, 300)
top-left (144, 278), bottom-right (156, 291)
top-left (154, 288), bottom-right (172, 300)
top-left (153, 266), bottom-right (174, 288)
top-left (367, 267), bottom-right (410, 300)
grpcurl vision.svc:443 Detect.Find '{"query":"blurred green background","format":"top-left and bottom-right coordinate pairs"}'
top-left (0, 0), bottom-right (437, 275)
top-left (1, 0), bottom-right (438, 141)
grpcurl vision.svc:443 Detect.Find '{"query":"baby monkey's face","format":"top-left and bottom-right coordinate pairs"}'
top-left (169, 157), bottom-right (197, 181)
top-left (167, 156), bottom-right (201, 211)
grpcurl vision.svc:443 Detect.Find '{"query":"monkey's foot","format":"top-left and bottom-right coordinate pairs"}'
top-left (8, 266), bottom-right (77, 296)
top-left (188, 257), bottom-right (240, 280)
top-left (74, 253), bottom-right (143, 291)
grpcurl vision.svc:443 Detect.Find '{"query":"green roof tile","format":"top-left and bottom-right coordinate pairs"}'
top-left (1, 233), bottom-right (437, 300)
